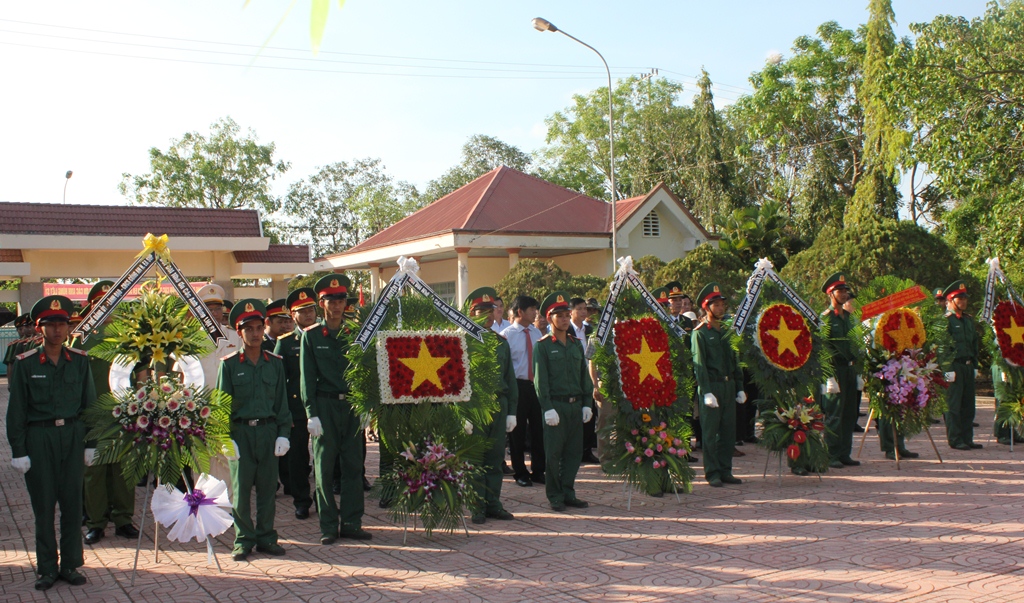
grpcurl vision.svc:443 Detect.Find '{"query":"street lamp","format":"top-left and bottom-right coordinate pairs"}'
top-left (63, 170), bottom-right (73, 204)
top-left (532, 17), bottom-right (617, 273)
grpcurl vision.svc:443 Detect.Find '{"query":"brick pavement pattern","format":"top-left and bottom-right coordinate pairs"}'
top-left (2, 378), bottom-right (1022, 602)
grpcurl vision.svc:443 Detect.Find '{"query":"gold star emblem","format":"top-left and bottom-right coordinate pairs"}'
top-left (768, 317), bottom-right (802, 357)
top-left (1004, 316), bottom-right (1024, 346)
top-left (399, 340), bottom-right (450, 391)
top-left (887, 313), bottom-right (921, 353)
top-left (626, 336), bottom-right (665, 383)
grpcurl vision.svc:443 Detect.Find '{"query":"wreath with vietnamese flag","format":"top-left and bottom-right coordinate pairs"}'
top-left (378, 331), bottom-right (471, 404)
top-left (874, 307), bottom-right (927, 355)
top-left (593, 289), bottom-right (695, 497)
top-left (993, 301), bottom-right (1024, 367)
top-left (755, 303), bottom-right (813, 371)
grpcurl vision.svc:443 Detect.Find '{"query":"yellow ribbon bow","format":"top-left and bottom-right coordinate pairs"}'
top-left (138, 233), bottom-right (171, 262)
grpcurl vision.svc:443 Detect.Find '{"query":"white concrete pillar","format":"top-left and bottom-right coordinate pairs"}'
top-left (507, 248), bottom-right (520, 270)
top-left (369, 263), bottom-right (381, 302)
top-left (456, 248), bottom-right (470, 306)
top-left (270, 277), bottom-right (289, 301)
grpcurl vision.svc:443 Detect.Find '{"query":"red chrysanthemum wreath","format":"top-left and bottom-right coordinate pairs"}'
top-left (377, 331), bottom-right (471, 404)
top-left (993, 301), bottom-right (1024, 367)
top-left (614, 317), bottom-right (677, 410)
top-left (874, 307), bottom-right (926, 355)
top-left (755, 303), bottom-right (812, 371)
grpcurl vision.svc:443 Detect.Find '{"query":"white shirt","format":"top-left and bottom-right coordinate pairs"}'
top-left (500, 321), bottom-right (544, 380)
top-left (198, 330), bottom-right (241, 389)
top-left (491, 318), bottom-right (511, 333)
top-left (571, 320), bottom-right (588, 355)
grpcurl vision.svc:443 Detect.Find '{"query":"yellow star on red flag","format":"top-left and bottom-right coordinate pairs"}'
top-left (627, 336), bottom-right (665, 383)
top-left (399, 340), bottom-right (450, 390)
top-left (1005, 316), bottom-right (1024, 346)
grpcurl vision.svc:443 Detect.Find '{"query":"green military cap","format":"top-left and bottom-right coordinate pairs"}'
top-left (82, 279), bottom-right (115, 317)
top-left (652, 287), bottom-right (671, 306)
top-left (286, 287), bottom-right (316, 311)
top-left (31, 295), bottom-right (74, 325)
top-left (228, 298), bottom-right (266, 329)
top-left (314, 274), bottom-right (351, 300)
top-left (343, 302), bottom-right (360, 321)
top-left (933, 287), bottom-right (944, 300)
top-left (541, 290), bottom-right (571, 317)
top-left (586, 297), bottom-right (601, 310)
top-left (942, 280), bottom-right (969, 300)
top-left (697, 282), bottom-right (726, 309)
top-left (465, 286), bottom-right (498, 312)
top-left (266, 298), bottom-right (288, 318)
top-left (68, 304), bottom-right (85, 326)
top-left (15, 313), bottom-right (32, 328)
top-left (665, 281), bottom-right (686, 298)
top-left (821, 272), bottom-right (851, 294)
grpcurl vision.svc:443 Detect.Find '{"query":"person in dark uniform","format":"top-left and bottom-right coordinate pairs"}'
top-left (665, 281), bottom-right (695, 332)
top-left (501, 296), bottom-right (546, 488)
top-left (301, 274), bottom-right (370, 543)
top-left (464, 287), bottom-right (519, 524)
top-left (7, 296), bottom-right (96, 590)
top-left (263, 299), bottom-right (293, 352)
top-left (274, 287), bottom-right (317, 519)
top-left (218, 299), bottom-right (292, 561)
top-left (3, 313), bottom-right (37, 378)
top-left (820, 273), bottom-right (862, 469)
top-left (691, 283), bottom-right (746, 487)
top-left (534, 291), bottom-right (594, 511)
top-left (942, 280), bottom-right (982, 450)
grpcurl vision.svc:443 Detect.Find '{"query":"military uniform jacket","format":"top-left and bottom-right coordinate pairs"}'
top-left (533, 332), bottom-right (594, 412)
top-left (261, 334), bottom-right (277, 354)
top-left (6, 345), bottom-right (97, 458)
top-left (273, 327), bottom-right (305, 413)
top-left (691, 322), bottom-right (743, 392)
top-left (217, 349), bottom-right (291, 439)
top-left (300, 322), bottom-right (352, 419)
top-left (72, 331), bottom-right (112, 397)
top-left (946, 312), bottom-right (980, 363)
top-left (493, 332), bottom-right (519, 417)
top-left (822, 308), bottom-right (857, 366)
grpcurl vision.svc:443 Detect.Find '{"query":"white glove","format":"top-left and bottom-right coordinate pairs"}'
top-left (582, 407), bottom-right (594, 423)
top-left (944, 371), bottom-right (956, 383)
top-left (506, 415), bottom-right (518, 432)
top-left (464, 419), bottom-right (474, 435)
top-left (307, 417), bottom-right (323, 438)
top-left (736, 391), bottom-right (747, 405)
top-left (11, 456), bottom-right (30, 474)
top-left (826, 377), bottom-right (840, 394)
top-left (544, 409), bottom-right (560, 426)
top-left (975, 369), bottom-right (981, 379)
top-left (704, 393), bottom-right (718, 408)
top-left (1002, 371), bottom-right (1010, 383)
top-left (224, 440), bottom-right (240, 461)
top-left (856, 375), bottom-right (865, 391)
top-left (84, 448), bottom-right (96, 467)
top-left (274, 437), bottom-right (290, 457)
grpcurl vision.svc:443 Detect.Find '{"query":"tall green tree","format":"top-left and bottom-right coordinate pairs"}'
top-left (119, 117), bottom-right (290, 215)
top-left (690, 69), bottom-right (739, 228)
top-left (423, 135), bottom-right (532, 203)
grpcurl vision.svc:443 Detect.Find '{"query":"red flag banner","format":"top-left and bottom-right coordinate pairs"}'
top-left (860, 286), bottom-right (928, 322)
top-left (614, 317), bottom-right (677, 410)
top-left (378, 330), bottom-right (470, 404)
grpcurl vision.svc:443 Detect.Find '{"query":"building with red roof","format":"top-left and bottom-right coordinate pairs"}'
top-left (317, 166), bottom-right (716, 304)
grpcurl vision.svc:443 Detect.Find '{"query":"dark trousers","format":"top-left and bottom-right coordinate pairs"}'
top-left (25, 422), bottom-right (85, 576)
top-left (282, 417), bottom-right (312, 510)
top-left (945, 361), bottom-right (977, 447)
top-left (582, 405), bottom-right (598, 457)
top-left (510, 379), bottom-right (545, 480)
top-left (823, 365), bottom-right (859, 461)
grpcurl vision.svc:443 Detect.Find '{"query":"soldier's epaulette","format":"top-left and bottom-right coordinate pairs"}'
top-left (277, 331), bottom-right (295, 340)
top-left (494, 332), bottom-right (507, 341)
top-left (220, 350), bottom-right (241, 362)
top-left (945, 311), bottom-right (953, 317)
top-left (264, 350), bottom-right (282, 359)
top-left (15, 347), bottom-right (39, 361)
top-left (304, 323), bottom-right (320, 332)
top-left (820, 309), bottom-right (831, 317)
top-left (66, 346), bottom-right (88, 356)
top-left (539, 333), bottom-right (553, 341)
top-left (695, 322), bottom-right (708, 331)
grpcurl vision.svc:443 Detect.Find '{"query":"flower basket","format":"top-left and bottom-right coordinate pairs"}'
top-left (388, 437), bottom-right (480, 535)
top-left (759, 397), bottom-right (829, 472)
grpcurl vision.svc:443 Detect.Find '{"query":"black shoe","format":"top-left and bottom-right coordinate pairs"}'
top-left (930, 418), bottom-right (941, 424)
top-left (743, 436), bottom-right (759, 444)
top-left (707, 478), bottom-right (723, 488)
top-left (721, 475), bottom-right (742, 485)
top-left (735, 440), bottom-right (744, 446)
top-left (339, 528), bottom-right (372, 541)
top-left (502, 463), bottom-right (513, 475)
top-left (858, 411), bottom-right (867, 417)
top-left (256, 543), bottom-right (286, 556)
top-left (791, 467), bottom-right (809, 476)
top-left (840, 458), bottom-right (860, 466)
top-left (853, 423), bottom-right (865, 433)
top-left (581, 451), bottom-right (600, 464)
top-left (885, 451), bottom-right (897, 460)
top-left (732, 448), bottom-right (745, 457)
top-left (898, 449), bottom-right (920, 458)
top-left (531, 474), bottom-right (546, 485)
top-left (35, 573), bottom-right (58, 590)
top-left (829, 460), bottom-right (844, 469)
top-left (231, 547), bottom-right (251, 562)
top-left (471, 514), bottom-right (486, 525)
top-left (550, 503), bottom-right (567, 512)
top-left (515, 477), bottom-right (533, 487)
top-left (59, 568), bottom-right (87, 586)
top-left (486, 509), bottom-right (515, 520)
top-left (685, 454), bottom-right (698, 463)
top-left (320, 535), bottom-right (336, 545)
top-left (84, 528), bottom-right (104, 545)
top-left (969, 443), bottom-right (983, 449)
top-left (362, 477), bottom-right (372, 492)
top-left (973, 422), bottom-right (979, 427)
top-left (564, 499), bottom-right (589, 508)
top-left (333, 482), bottom-right (341, 495)
top-left (952, 444), bottom-right (972, 451)
top-left (295, 506), bottom-right (310, 519)
top-left (998, 438), bottom-right (1012, 445)
top-left (378, 498), bottom-right (393, 509)
top-left (115, 524), bottom-right (140, 539)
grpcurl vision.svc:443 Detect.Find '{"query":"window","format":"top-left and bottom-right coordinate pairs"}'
top-left (642, 210), bottom-right (661, 237)
top-left (428, 281), bottom-right (457, 304)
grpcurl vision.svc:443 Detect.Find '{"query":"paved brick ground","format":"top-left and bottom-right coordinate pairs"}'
top-left (2, 378), bottom-right (1022, 602)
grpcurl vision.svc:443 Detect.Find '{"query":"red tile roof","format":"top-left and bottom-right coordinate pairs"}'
top-left (0, 249), bottom-right (24, 262)
top-left (0, 202), bottom-right (263, 237)
top-left (233, 245), bottom-right (310, 264)
top-left (344, 167), bottom-right (611, 254)
top-left (613, 183), bottom-right (715, 239)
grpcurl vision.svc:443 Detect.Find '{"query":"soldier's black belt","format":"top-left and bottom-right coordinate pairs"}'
top-left (955, 359), bottom-right (973, 366)
top-left (27, 417), bottom-right (78, 428)
top-left (318, 393), bottom-right (348, 401)
top-left (551, 395), bottom-right (580, 403)
top-left (710, 376), bottom-right (731, 383)
top-left (233, 418), bottom-right (274, 427)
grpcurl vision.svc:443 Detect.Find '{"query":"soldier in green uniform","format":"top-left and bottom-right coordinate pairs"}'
top-left (301, 274), bottom-right (371, 543)
top-left (274, 287), bottom-right (317, 519)
top-left (263, 299), bottom-right (293, 353)
top-left (692, 283), bottom-right (746, 487)
top-left (3, 313), bottom-right (36, 378)
top-left (820, 273), bottom-right (862, 469)
top-left (7, 296), bottom-right (96, 590)
top-left (534, 291), bottom-right (594, 512)
top-left (464, 287), bottom-right (519, 524)
top-left (78, 281), bottom-right (140, 545)
top-left (218, 299), bottom-right (292, 561)
top-left (942, 280), bottom-right (982, 450)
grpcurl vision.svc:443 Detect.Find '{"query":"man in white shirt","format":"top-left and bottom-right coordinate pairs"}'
top-left (501, 295), bottom-right (546, 487)
top-left (570, 297), bottom-right (600, 464)
top-left (491, 296), bottom-right (512, 333)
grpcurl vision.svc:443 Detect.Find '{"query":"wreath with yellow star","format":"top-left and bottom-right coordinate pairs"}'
top-left (614, 318), bottom-right (678, 409)
top-left (993, 301), bottom-right (1024, 367)
top-left (755, 303), bottom-right (813, 371)
top-left (875, 307), bottom-right (927, 354)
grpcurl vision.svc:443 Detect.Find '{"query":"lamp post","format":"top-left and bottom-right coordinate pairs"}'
top-left (63, 170), bottom-right (73, 204)
top-left (532, 17), bottom-right (617, 273)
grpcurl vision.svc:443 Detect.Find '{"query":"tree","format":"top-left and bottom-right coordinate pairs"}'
top-left (422, 135), bottom-right (532, 203)
top-left (279, 159), bottom-right (422, 259)
top-left (495, 260), bottom-right (571, 303)
top-left (120, 117), bottom-right (290, 215)
top-left (690, 69), bottom-right (739, 227)
top-left (631, 255), bottom-right (667, 290)
top-left (714, 200), bottom-right (805, 270)
top-left (654, 245), bottom-right (748, 302)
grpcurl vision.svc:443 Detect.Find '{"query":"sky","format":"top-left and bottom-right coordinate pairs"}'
top-left (0, 0), bottom-right (992, 209)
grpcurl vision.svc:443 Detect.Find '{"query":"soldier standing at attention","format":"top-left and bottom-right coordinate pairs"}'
top-left (820, 273), bottom-right (863, 469)
top-left (534, 291), bottom-right (594, 512)
top-left (274, 287), bottom-right (318, 519)
top-left (692, 284), bottom-right (746, 487)
top-left (302, 274), bottom-right (371, 543)
top-left (942, 280), bottom-right (982, 450)
top-left (218, 299), bottom-right (292, 561)
top-left (7, 296), bottom-right (96, 590)
top-left (464, 287), bottom-right (519, 524)
top-left (263, 299), bottom-right (293, 352)
top-left (3, 314), bottom-right (37, 384)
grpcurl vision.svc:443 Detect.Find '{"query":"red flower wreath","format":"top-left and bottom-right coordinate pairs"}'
top-left (755, 303), bottom-right (812, 371)
top-left (994, 301), bottom-right (1024, 367)
top-left (874, 307), bottom-right (926, 355)
top-left (384, 333), bottom-right (468, 402)
top-left (614, 318), bottom-right (677, 410)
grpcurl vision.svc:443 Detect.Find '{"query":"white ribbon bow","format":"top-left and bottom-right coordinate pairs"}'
top-left (396, 256), bottom-right (420, 276)
top-left (615, 255), bottom-right (637, 277)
